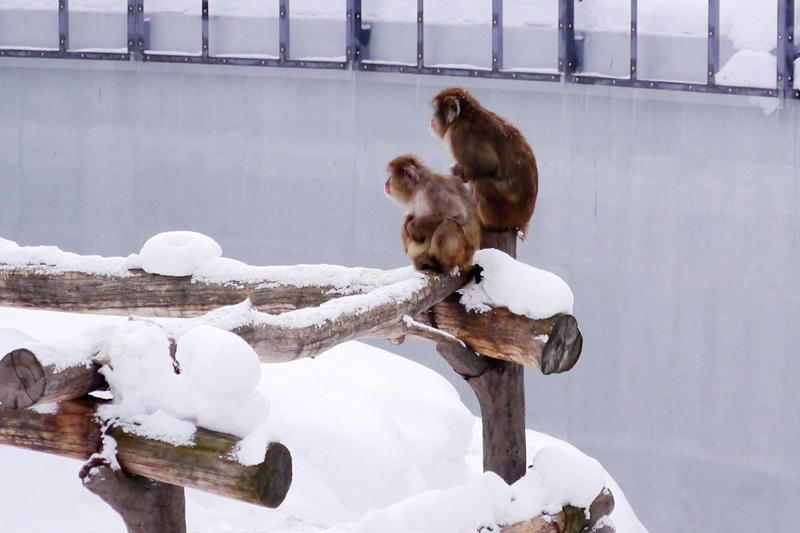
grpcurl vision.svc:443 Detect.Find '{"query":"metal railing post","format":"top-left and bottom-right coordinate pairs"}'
top-left (202, 0), bottom-right (209, 60)
top-left (778, 0), bottom-right (797, 97)
top-left (492, 0), bottom-right (503, 72)
top-left (279, 0), bottom-right (290, 64)
top-left (346, 0), bottom-right (362, 65)
top-left (707, 0), bottom-right (720, 85)
top-left (417, 0), bottom-right (424, 68)
top-left (558, 0), bottom-right (575, 79)
top-left (630, 0), bottom-right (638, 81)
top-left (59, 0), bottom-right (69, 54)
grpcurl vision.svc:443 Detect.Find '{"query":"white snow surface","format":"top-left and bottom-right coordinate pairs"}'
top-left (461, 249), bottom-right (574, 319)
top-left (0, 305), bottom-right (648, 533)
top-left (138, 231), bottom-right (223, 277)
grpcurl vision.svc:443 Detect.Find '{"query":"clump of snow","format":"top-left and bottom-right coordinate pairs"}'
top-left (28, 402), bottom-right (59, 415)
top-left (460, 249), bottom-right (574, 319)
top-left (526, 445), bottom-right (607, 515)
top-left (176, 325), bottom-right (270, 436)
top-left (137, 231), bottom-right (223, 277)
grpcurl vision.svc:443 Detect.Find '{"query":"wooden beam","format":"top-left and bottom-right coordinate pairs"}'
top-left (0, 348), bottom-right (105, 408)
top-left (0, 400), bottom-right (292, 508)
top-left (413, 296), bottom-right (582, 374)
top-left (0, 266), bottom-right (405, 317)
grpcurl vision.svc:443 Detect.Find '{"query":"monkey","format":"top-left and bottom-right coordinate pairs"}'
top-left (430, 87), bottom-right (539, 239)
top-left (384, 154), bottom-right (481, 274)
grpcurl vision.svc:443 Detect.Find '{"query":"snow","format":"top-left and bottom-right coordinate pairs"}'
top-left (0, 305), bottom-right (648, 533)
top-left (138, 231), bottom-right (223, 277)
top-left (460, 249), bottom-right (574, 320)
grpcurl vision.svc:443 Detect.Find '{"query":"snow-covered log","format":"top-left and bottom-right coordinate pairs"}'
top-left (0, 399), bottom-right (292, 508)
top-left (0, 348), bottom-right (105, 409)
top-left (0, 265), bottom-right (580, 371)
top-left (501, 488), bottom-right (616, 533)
top-left (0, 265), bottom-right (406, 317)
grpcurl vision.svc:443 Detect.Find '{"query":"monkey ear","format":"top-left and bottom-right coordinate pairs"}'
top-left (404, 164), bottom-right (419, 181)
top-left (444, 96), bottom-right (460, 123)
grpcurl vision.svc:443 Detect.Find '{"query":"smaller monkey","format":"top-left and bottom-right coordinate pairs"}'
top-left (430, 87), bottom-right (539, 239)
top-left (384, 155), bottom-right (481, 273)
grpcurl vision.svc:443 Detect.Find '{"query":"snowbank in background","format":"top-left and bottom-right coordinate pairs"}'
top-left (460, 248), bottom-right (574, 319)
top-left (0, 307), bottom-right (648, 532)
top-left (716, 49), bottom-right (778, 88)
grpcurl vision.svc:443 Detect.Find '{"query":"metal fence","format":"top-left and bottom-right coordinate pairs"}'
top-left (1, 0), bottom-right (797, 99)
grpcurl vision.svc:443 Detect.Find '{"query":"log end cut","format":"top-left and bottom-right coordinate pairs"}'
top-left (255, 442), bottom-right (293, 508)
top-left (0, 349), bottom-right (45, 408)
top-left (541, 315), bottom-right (583, 375)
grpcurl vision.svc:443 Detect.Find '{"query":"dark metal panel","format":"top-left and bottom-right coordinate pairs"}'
top-left (280, 0), bottom-right (290, 64)
top-left (778, 0), bottom-right (799, 98)
top-left (59, 0), bottom-right (69, 54)
top-left (359, 61), bottom-right (560, 83)
top-left (630, 0), bottom-right (638, 82)
top-left (571, 73), bottom-right (778, 97)
top-left (417, 0), bottom-right (424, 68)
top-left (202, 0), bottom-right (209, 60)
top-left (492, 0), bottom-right (503, 72)
top-left (707, 0), bottom-right (720, 84)
top-left (558, 0), bottom-right (576, 79)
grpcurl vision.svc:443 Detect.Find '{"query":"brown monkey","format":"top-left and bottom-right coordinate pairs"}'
top-left (430, 87), bottom-right (538, 238)
top-left (384, 155), bottom-right (481, 273)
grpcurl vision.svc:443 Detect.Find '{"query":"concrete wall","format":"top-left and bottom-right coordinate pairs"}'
top-left (0, 57), bottom-right (798, 532)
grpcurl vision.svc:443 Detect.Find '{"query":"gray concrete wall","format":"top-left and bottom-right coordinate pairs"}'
top-left (0, 58), bottom-right (797, 532)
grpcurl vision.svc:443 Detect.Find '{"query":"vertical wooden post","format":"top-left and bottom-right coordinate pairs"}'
top-left (475, 229), bottom-right (526, 484)
top-left (436, 229), bottom-right (526, 484)
top-left (81, 463), bottom-right (187, 533)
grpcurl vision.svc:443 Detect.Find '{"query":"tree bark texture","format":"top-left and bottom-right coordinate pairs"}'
top-left (81, 463), bottom-right (187, 533)
top-left (0, 400), bottom-right (292, 508)
top-left (0, 348), bottom-right (105, 408)
top-left (473, 228), bottom-right (528, 485)
top-left (0, 266), bottom-right (414, 317)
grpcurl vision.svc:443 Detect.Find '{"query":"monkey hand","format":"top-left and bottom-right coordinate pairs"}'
top-left (450, 163), bottom-right (465, 181)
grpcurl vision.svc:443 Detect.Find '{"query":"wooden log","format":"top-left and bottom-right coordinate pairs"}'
top-left (0, 397), bottom-right (101, 459)
top-left (0, 348), bottom-right (105, 408)
top-left (221, 269), bottom-right (474, 363)
top-left (0, 266), bottom-right (405, 317)
top-left (0, 400), bottom-right (292, 508)
top-left (81, 462), bottom-right (187, 533)
top-left (110, 428), bottom-right (292, 508)
top-left (414, 297), bottom-right (582, 373)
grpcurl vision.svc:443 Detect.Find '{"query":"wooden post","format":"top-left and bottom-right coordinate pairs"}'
top-left (477, 229), bottom-right (526, 484)
top-left (81, 462), bottom-right (187, 533)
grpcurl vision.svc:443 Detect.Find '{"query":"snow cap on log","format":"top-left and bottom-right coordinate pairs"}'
top-left (460, 249), bottom-right (574, 320)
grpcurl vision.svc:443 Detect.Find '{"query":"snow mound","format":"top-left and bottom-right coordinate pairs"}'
top-left (527, 444), bottom-right (606, 515)
top-left (460, 249), bottom-right (574, 319)
top-left (0, 237), bottom-right (19, 252)
top-left (138, 231), bottom-right (223, 276)
top-left (177, 325), bottom-right (270, 436)
top-left (0, 327), bottom-right (36, 356)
